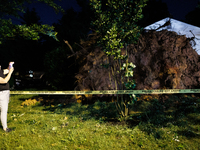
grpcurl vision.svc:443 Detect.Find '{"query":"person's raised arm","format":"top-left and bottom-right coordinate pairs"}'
top-left (0, 67), bottom-right (14, 84)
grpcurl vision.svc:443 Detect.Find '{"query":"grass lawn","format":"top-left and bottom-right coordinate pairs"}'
top-left (0, 93), bottom-right (200, 150)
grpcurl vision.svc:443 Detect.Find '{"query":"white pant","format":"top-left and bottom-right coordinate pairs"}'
top-left (0, 90), bottom-right (10, 129)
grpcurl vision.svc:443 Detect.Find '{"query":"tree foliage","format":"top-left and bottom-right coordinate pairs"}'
top-left (54, 0), bottom-right (94, 49)
top-left (54, 8), bottom-right (85, 44)
top-left (90, 0), bottom-right (147, 52)
top-left (0, 7), bottom-right (57, 71)
top-left (0, 0), bottom-right (63, 44)
top-left (90, 0), bottom-right (148, 119)
top-left (20, 8), bottom-right (41, 25)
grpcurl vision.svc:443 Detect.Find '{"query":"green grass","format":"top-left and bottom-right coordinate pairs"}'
top-left (0, 94), bottom-right (200, 149)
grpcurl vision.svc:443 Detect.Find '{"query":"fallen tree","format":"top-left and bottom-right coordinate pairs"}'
top-left (75, 30), bottom-right (200, 92)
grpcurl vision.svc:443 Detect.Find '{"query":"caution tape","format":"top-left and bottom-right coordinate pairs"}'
top-left (10, 89), bottom-right (200, 95)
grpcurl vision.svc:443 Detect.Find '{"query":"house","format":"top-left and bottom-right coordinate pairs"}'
top-left (144, 17), bottom-right (200, 55)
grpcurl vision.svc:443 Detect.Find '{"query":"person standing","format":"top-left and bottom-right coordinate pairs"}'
top-left (0, 62), bottom-right (14, 132)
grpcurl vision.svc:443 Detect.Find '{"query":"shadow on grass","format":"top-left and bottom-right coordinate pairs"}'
top-left (176, 129), bottom-right (200, 138)
top-left (129, 94), bottom-right (200, 139)
top-left (30, 95), bottom-right (119, 122)
top-left (27, 93), bottom-right (200, 139)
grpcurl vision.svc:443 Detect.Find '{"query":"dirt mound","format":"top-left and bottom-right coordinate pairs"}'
top-left (75, 30), bottom-right (200, 92)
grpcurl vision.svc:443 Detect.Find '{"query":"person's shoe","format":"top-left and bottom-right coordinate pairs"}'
top-left (4, 128), bottom-right (12, 132)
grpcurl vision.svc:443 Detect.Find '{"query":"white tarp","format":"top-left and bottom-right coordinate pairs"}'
top-left (144, 17), bottom-right (200, 55)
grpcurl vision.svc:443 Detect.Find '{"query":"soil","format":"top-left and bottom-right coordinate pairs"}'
top-left (75, 30), bottom-right (200, 92)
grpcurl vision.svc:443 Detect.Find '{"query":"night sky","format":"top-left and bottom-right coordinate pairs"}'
top-left (24, 0), bottom-right (199, 26)
top-left (162, 0), bottom-right (199, 22)
top-left (26, 0), bottom-right (81, 25)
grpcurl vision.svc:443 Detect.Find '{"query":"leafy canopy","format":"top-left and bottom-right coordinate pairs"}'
top-left (90, 0), bottom-right (148, 118)
top-left (0, 0), bottom-right (63, 43)
top-left (90, 0), bottom-right (148, 59)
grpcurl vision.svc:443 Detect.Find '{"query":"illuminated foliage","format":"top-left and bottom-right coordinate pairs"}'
top-left (0, 0), bottom-right (63, 43)
top-left (90, 0), bottom-right (148, 118)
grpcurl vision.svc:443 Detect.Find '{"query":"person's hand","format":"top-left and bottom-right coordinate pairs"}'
top-left (9, 62), bottom-right (14, 69)
top-left (9, 67), bottom-right (14, 74)
top-left (9, 62), bottom-right (14, 65)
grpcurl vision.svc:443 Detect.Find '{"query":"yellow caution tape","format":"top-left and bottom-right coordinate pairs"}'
top-left (10, 89), bottom-right (200, 95)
